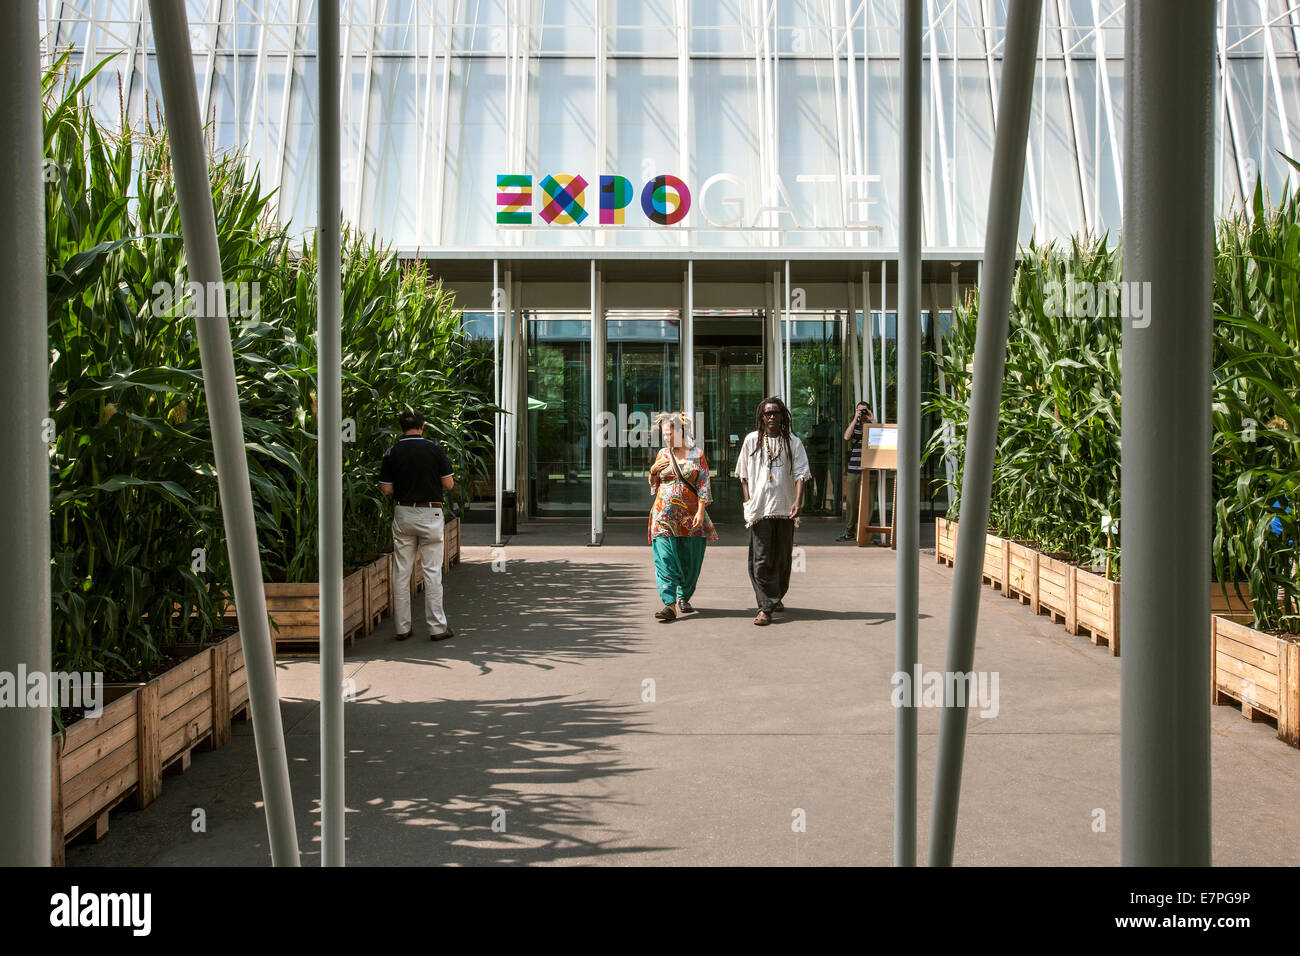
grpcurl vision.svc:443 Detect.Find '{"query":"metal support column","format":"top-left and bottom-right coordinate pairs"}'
top-left (317, 0), bottom-right (344, 867)
top-left (784, 260), bottom-right (792, 401)
top-left (148, 0), bottom-right (300, 866)
top-left (0, 0), bottom-right (50, 866)
top-left (590, 261), bottom-right (605, 545)
top-left (683, 261), bottom-right (694, 418)
top-left (1121, 0), bottom-right (1215, 867)
top-left (895, 0), bottom-right (922, 868)
top-left (928, 0), bottom-right (1040, 867)
top-left (493, 260), bottom-right (503, 546)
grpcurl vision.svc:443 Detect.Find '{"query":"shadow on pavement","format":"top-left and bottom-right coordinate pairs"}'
top-left (283, 694), bottom-right (665, 866)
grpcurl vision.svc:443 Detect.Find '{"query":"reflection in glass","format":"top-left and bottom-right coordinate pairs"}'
top-left (606, 315), bottom-right (681, 517)
top-left (528, 314), bottom-right (592, 516)
top-left (787, 316), bottom-right (842, 515)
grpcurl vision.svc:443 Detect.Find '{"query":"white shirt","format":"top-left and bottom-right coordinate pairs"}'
top-left (733, 431), bottom-right (812, 527)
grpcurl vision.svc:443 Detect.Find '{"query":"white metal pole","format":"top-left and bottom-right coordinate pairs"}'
top-left (896, 0), bottom-right (923, 867)
top-left (493, 260), bottom-right (502, 545)
top-left (147, 0), bottom-right (300, 866)
top-left (590, 261), bottom-right (605, 543)
top-left (784, 260), bottom-right (792, 402)
top-left (683, 261), bottom-right (694, 415)
top-left (1121, 0), bottom-right (1216, 867)
top-left (317, 0), bottom-right (345, 867)
top-left (929, 0), bottom-right (1042, 867)
top-left (0, 0), bottom-right (50, 866)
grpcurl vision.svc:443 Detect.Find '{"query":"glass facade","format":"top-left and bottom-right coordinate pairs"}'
top-left (44, 2), bottom-right (1300, 525)
top-left (42, 2), bottom-right (1300, 254)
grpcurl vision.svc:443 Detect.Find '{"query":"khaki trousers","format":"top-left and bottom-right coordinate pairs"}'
top-left (392, 505), bottom-right (449, 636)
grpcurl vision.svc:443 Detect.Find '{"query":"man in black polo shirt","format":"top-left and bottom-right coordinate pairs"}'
top-left (379, 409), bottom-right (456, 641)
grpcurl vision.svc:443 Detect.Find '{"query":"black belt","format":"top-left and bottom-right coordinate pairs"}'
top-left (397, 500), bottom-right (441, 508)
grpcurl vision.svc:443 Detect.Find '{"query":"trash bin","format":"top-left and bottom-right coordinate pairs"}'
top-left (501, 492), bottom-right (517, 536)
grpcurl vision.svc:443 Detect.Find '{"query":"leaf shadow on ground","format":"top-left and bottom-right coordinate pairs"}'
top-left (68, 693), bottom-right (666, 867)
top-left (387, 556), bottom-right (650, 675)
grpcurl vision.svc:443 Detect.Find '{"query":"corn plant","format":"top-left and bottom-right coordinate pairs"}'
top-left (931, 190), bottom-right (1300, 634)
top-left (928, 236), bottom-right (1123, 571)
top-left (45, 55), bottom-right (494, 676)
top-left (1212, 172), bottom-right (1300, 634)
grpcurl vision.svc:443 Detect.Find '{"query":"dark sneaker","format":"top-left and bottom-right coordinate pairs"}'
top-left (395, 630), bottom-right (413, 641)
top-left (837, 532), bottom-right (853, 541)
top-left (430, 627), bottom-right (455, 641)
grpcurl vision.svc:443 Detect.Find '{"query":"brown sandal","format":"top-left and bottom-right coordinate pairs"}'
top-left (753, 610), bottom-right (772, 626)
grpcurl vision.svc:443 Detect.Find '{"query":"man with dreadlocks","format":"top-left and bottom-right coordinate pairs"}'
top-left (733, 396), bottom-right (812, 626)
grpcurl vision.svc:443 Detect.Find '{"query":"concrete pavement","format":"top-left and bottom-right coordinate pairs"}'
top-left (68, 517), bottom-right (1300, 866)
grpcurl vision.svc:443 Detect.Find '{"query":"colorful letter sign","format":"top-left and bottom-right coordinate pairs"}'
top-left (641, 174), bottom-right (691, 225)
top-left (499, 172), bottom-right (695, 226)
top-left (600, 175), bottom-right (634, 224)
top-left (539, 174), bottom-right (589, 224)
top-left (496, 174), bottom-right (531, 224)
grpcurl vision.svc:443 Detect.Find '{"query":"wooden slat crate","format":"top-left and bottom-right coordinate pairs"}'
top-left (156, 645), bottom-right (215, 774)
top-left (1211, 581), bottom-right (1253, 615)
top-left (982, 534), bottom-right (1008, 591)
top-left (1212, 614), bottom-right (1300, 747)
top-left (365, 554), bottom-right (392, 632)
top-left (443, 517), bottom-right (461, 573)
top-left (52, 685), bottom-right (142, 864)
top-left (260, 570), bottom-right (369, 654)
top-left (52, 633), bottom-right (252, 865)
top-left (935, 516), bottom-right (957, 566)
top-left (1037, 555), bottom-right (1076, 631)
top-left (1005, 541), bottom-right (1039, 611)
top-left (228, 633), bottom-right (250, 722)
top-left (1071, 567), bottom-right (1120, 655)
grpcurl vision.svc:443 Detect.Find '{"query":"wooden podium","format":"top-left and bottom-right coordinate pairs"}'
top-left (855, 423), bottom-right (898, 548)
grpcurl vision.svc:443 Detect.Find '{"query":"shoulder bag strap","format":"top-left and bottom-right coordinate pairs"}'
top-left (668, 449), bottom-right (702, 500)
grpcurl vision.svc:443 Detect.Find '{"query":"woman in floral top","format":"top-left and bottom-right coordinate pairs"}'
top-left (648, 412), bottom-right (718, 622)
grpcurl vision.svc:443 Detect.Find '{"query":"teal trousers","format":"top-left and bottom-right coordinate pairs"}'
top-left (652, 535), bottom-right (707, 606)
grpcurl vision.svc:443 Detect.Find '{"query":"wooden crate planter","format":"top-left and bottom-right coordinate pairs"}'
top-left (155, 644), bottom-right (217, 776)
top-left (982, 534), bottom-right (1009, 591)
top-left (51, 684), bottom-right (142, 865)
top-left (1005, 541), bottom-right (1040, 610)
top-left (1211, 581), bottom-right (1253, 615)
top-left (1071, 567), bottom-right (1121, 655)
top-left (51, 632), bottom-right (250, 865)
top-left (1036, 554), bottom-right (1076, 630)
top-left (934, 520), bottom-right (1010, 594)
top-left (364, 554), bottom-right (393, 632)
top-left (260, 569), bottom-right (369, 654)
top-left (935, 516), bottom-right (957, 566)
top-left (443, 517), bottom-right (461, 572)
top-left (226, 632), bottom-right (250, 725)
top-left (1212, 614), bottom-right (1300, 747)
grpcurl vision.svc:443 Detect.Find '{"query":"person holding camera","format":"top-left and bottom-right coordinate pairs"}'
top-left (837, 401), bottom-right (875, 542)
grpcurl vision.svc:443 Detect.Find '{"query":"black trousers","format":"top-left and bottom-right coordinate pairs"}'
top-left (748, 517), bottom-right (795, 612)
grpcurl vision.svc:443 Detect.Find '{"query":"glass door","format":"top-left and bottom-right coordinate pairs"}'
top-left (527, 313), bottom-right (592, 516)
top-left (606, 313), bottom-right (682, 517)
top-left (694, 315), bottom-right (766, 524)
top-left (787, 314), bottom-right (844, 516)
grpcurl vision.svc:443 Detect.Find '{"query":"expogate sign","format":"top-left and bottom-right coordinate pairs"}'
top-left (496, 172), bottom-right (882, 230)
